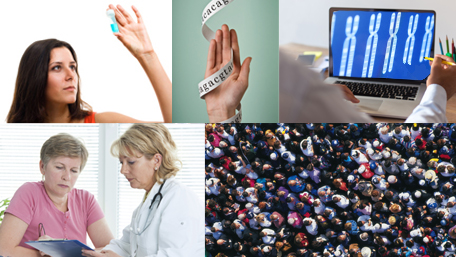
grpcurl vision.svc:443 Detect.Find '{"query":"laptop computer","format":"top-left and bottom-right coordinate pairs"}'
top-left (325, 8), bottom-right (436, 119)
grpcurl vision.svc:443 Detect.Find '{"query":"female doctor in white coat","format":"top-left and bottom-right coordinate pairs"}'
top-left (82, 124), bottom-right (204, 257)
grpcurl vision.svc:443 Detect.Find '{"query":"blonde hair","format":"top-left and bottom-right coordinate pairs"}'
top-left (40, 133), bottom-right (88, 171)
top-left (111, 124), bottom-right (181, 184)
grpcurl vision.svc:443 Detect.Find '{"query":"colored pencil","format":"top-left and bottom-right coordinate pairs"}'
top-left (440, 38), bottom-right (444, 55)
top-left (424, 57), bottom-right (456, 66)
top-left (447, 35), bottom-right (450, 53)
top-left (453, 38), bottom-right (455, 62)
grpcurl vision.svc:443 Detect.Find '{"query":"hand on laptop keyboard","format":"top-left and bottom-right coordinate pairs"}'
top-left (428, 54), bottom-right (456, 100)
top-left (333, 84), bottom-right (360, 103)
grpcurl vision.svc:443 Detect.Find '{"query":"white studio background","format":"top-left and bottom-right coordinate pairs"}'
top-left (0, 0), bottom-right (172, 123)
top-left (0, 123), bottom-right (204, 245)
top-left (280, 0), bottom-right (456, 50)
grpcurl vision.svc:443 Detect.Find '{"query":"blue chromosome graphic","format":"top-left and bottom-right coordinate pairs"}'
top-left (331, 13), bottom-right (336, 46)
top-left (362, 13), bottom-right (381, 78)
top-left (403, 14), bottom-right (419, 65)
top-left (382, 12), bottom-right (401, 74)
top-left (339, 15), bottom-right (359, 77)
top-left (419, 15), bottom-right (434, 62)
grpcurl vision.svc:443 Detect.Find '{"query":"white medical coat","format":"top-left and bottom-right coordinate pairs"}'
top-left (103, 176), bottom-right (204, 257)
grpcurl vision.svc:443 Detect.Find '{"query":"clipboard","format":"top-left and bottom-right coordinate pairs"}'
top-left (25, 240), bottom-right (94, 257)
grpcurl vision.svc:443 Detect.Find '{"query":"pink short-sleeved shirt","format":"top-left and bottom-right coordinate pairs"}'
top-left (6, 181), bottom-right (104, 249)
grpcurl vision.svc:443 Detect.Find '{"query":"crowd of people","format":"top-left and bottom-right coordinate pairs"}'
top-left (205, 123), bottom-right (456, 257)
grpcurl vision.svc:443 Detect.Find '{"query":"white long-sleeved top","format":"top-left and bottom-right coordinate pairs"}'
top-left (103, 176), bottom-right (203, 257)
top-left (405, 84), bottom-right (447, 122)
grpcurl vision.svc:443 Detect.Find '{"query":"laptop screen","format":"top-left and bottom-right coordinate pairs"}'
top-left (329, 8), bottom-right (435, 81)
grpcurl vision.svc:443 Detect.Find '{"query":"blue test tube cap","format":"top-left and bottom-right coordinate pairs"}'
top-left (111, 24), bottom-right (119, 33)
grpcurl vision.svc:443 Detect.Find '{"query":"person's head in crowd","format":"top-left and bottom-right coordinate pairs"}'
top-left (337, 234), bottom-right (347, 243)
top-left (393, 238), bottom-right (403, 247)
top-left (437, 138), bottom-right (446, 148)
top-left (275, 241), bottom-right (284, 250)
top-left (303, 219), bottom-right (312, 226)
top-left (230, 222), bottom-right (240, 230)
top-left (219, 141), bottom-right (228, 149)
top-left (241, 179), bottom-right (250, 188)
top-left (372, 189), bottom-right (380, 198)
top-left (361, 247), bottom-right (372, 257)
top-left (403, 135), bottom-right (411, 143)
top-left (436, 194), bottom-right (444, 203)
top-left (405, 239), bottom-right (414, 248)
top-left (422, 127), bottom-right (430, 138)
top-left (270, 214), bottom-right (278, 222)
top-left (415, 138), bottom-right (423, 147)
top-left (288, 217), bottom-right (296, 225)
top-left (229, 146), bottom-right (238, 154)
top-left (397, 158), bottom-right (405, 166)
top-left (306, 183), bottom-right (314, 192)
top-left (324, 209), bottom-right (332, 218)
top-left (326, 230), bottom-right (335, 238)
top-left (312, 158), bottom-right (321, 168)
top-left (406, 147), bottom-right (415, 157)
top-left (301, 140), bottom-right (307, 149)
top-left (390, 203), bottom-right (401, 213)
top-left (300, 194), bottom-right (309, 203)
top-left (226, 174), bottom-right (236, 186)
top-left (374, 202), bottom-right (384, 211)
top-left (272, 196), bottom-right (280, 204)
top-left (228, 162), bottom-right (236, 172)
top-left (288, 180), bottom-right (296, 187)
top-left (388, 138), bottom-right (397, 147)
top-left (250, 246), bottom-right (259, 255)
top-left (387, 175), bottom-right (397, 184)
top-left (415, 168), bottom-right (424, 176)
top-left (380, 126), bottom-right (389, 135)
top-left (360, 232), bottom-right (369, 241)
top-left (394, 126), bottom-right (402, 134)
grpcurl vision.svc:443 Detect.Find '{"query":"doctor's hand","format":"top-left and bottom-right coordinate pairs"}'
top-left (108, 4), bottom-right (154, 60)
top-left (428, 54), bottom-right (456, 100)
top-left (204, 24), bottom-right (252, 122)
top-left (82, 249), bottom-right (121, 257)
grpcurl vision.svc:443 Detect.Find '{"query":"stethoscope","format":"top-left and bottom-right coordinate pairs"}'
top-left (132, 179), bottom-right (166, 236)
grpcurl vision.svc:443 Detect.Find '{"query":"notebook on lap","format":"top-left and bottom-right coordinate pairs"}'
top-left (325, 8), bottom-right (436, 119)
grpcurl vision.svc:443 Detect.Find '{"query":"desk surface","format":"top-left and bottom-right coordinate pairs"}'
top-left (280, 43), bottom-right (456, 122)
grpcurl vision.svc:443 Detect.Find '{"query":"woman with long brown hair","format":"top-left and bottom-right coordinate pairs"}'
top-left (7, 4), bottom-right (171, 123)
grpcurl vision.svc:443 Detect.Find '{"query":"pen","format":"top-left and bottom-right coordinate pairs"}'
top-left (439, 38), bottom-right (444, 55)
top-left (424, 57), bottom-right (456, 66)
top-left (447, 35), bottom-right (450, 53)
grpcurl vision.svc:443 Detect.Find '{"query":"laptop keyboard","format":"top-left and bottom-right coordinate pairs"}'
top-left (335, 81), bottom-right (419, 100)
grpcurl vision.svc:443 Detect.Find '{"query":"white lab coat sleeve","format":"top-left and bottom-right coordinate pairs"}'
top-left (405, 84), bottom-right (448, 122)
top-left (103, 223), bottom-right (132, 257)
top-left (279, 50), bottom-right (375, 123)
top-left (147, 185), bottom-right (204, 257)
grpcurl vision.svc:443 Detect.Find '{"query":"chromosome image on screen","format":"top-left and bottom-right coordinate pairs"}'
top-left (331, 10), bottom-right (434, 81)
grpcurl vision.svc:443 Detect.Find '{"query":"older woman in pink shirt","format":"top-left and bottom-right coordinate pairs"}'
top-left (0, 133), bottom-right (113, 257)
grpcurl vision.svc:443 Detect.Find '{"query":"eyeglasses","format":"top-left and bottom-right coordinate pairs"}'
top-left (39, 223), bottom-right (46, 237)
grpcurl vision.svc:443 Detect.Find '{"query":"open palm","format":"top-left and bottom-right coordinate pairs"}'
top-left (204, 24), bottom-right (252, 122)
